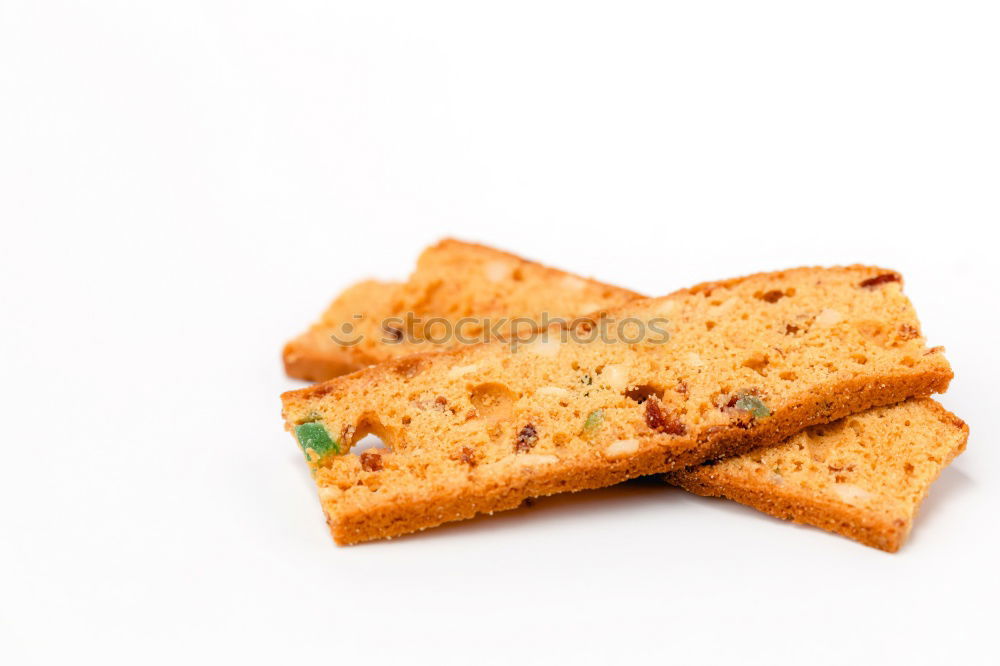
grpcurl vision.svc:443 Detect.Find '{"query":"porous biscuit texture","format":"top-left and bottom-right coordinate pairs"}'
top-left (282, 238), bottom-right (642, 381)
top-left (666, 399), bottom-right (967, 552)
top-left (282, 266), bottom-right (952, 544)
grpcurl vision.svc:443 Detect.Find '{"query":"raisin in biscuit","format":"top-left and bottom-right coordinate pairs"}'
top-left (281, 266), bottom-right (952, 544)
top-left (666, 399), bottom-right (967, 552)
top-left (283, 238), bottom-right (643, 381)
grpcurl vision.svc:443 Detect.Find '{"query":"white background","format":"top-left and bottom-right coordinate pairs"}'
top-left (2, 2), bottom-right (998, 664)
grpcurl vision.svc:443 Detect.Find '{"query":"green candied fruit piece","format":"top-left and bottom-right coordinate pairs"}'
top-left (734, 394), bottom-right (771, 420)
top-left (295, 421), bottom-right (340, 459)
top-left (583, 409), bottom-right (604, 431)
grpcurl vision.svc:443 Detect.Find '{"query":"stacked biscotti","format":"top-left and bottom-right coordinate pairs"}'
top-left (281, 240), bottom-right (965, 551)
top-left (283, 239), bottom-right (642, 381)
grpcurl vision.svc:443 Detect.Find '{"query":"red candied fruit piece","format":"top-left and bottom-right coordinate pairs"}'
top-left (515, 424), bottom-right (538, 452)
top-left (360, 450), bottom-right (383, 472)
top-left (859, 273), bottom-right (901, 288)
top-left (645, 399), bottom-right (686, 435)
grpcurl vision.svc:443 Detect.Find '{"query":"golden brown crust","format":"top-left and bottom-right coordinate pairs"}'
top-left (325, 372), bottom-right (950, 545)
top-left (282, 239), bottom-right (642, 382)
top-left (282, 279), bottom-right (402, 382)
top-left (282, 264), bottom-right (953, 545)
top-left (282, 332), bottom-right (371, 382)
top-left (679, 266), bottom-right (902, 300)
top-left (666, 399), bottom-right (968, 552)
top-left (671, 473), bottom-right (910, 552)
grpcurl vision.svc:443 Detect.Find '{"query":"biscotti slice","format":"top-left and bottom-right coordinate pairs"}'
top-left (281, 266), bottom-right (952, 545)
top-left (283, 238), bottom-right (642, 381)
top-left (666, 399), bottom-right (967, 552)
